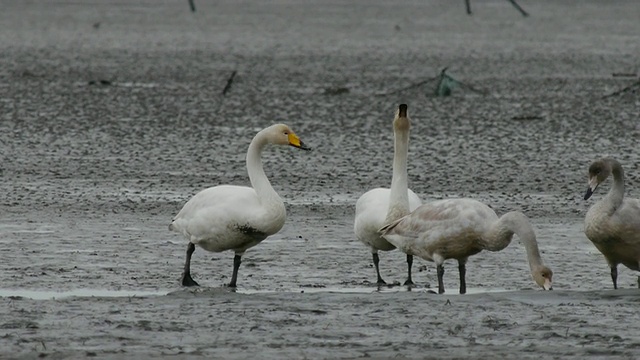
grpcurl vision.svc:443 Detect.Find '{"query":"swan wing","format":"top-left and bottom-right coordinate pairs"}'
top-left (613, 198), bottom-right (640, 230)
top-left (610, 198), bottom-right (640, 261)
top-left (380, 198), bottom-right (495, 252)
top-left (354, 188), bottom-right (395, 251)
top-left (171, 185), bottom-right (265, 241)
top-left (381, 199), bottom-right (461, 238)
top-left (586, 198), bottom-right (640, 244)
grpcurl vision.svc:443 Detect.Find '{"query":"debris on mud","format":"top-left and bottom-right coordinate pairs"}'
top-left (221, 70), bottom-right (237, 96)
top-left (512, 115), bottom-right (543, 121)
top-left (377, 68), bottom-right (485, 97)
top-left (603, 79), bottom-right (640, 99)
top-left (88, 79), bottom-right (112, 86)
top-left (323, 86), bottom-right (350, 96)
top-left (465, 0), bottom-right (529, 17)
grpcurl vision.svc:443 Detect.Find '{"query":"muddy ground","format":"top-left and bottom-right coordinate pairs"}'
top-left (1, 0), bottom-right (640, 359)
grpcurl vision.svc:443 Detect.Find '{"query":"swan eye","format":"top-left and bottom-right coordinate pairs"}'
top-left (283, 131), bottom-right (289, 135)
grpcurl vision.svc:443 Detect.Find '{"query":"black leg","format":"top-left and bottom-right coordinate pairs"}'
top-left (404, 254), bottom-right (414, 286)
top-left (228, 254), bottom-right (242, 288)
top-left (506, 0), bottom-right (529, 17)
top-left (373, 253), bottom-right (386, 285)
top-left (458, 261), bottom-right (467, 294)
top-left (611, 265), bottom-right (618, 289)
top-left (437, 264), bottom-right (445, 294)
top-left (181, 243), bottom-right (199, 287)
top-left (464, 0), bottom-right (472, 15)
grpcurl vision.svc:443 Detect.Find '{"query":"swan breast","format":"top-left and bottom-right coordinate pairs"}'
top-left (355, 188), bottom-right (421, 251)
top-left (170, 184), bottom-right (286, 252)
top-left (585, 198), bottom-right (640, 270)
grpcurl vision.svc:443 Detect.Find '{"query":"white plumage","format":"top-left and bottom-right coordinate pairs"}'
top-left (354, 104), bottom-right (422, 285)
top-left (170, 124), bottom-right (310, 287)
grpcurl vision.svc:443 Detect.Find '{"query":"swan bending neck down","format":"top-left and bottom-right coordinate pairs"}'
top-left (354, 104), bottom-right (422, 285)
top-left (380, 198), bottom-right (553, 294)
top-left (169, 124), bottom-right (310, 288)
top-left (584, 157), bottom-right (640, 289)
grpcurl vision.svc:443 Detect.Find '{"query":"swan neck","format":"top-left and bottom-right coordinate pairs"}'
top-left (246, 130), bottom-right (280, 204)
top-left (386, 128), bottom-right (410, 222)
top-left (488, 212), bottom-right (545, 271)
top-left (605, 159), bottom-right (625, 209)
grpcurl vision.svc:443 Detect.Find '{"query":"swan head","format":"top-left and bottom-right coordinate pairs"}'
top-left (265, 124), bottom-right (311, 151)
top-left (393, 104), bottom-right (410, 132)
top-left (533, 265), bottom-right (553, 290)
top-left (584, 159), bottom-right (611, 200)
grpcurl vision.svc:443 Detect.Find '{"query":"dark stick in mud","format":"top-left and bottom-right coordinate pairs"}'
top-left (507, 0), bottom-right (529, 17)
top-left (602, 80), bottom-right (640, 98)
top-left (222, 70), bottom-right (237, 96)
top-left (465, 0), bottom-right (529, 17)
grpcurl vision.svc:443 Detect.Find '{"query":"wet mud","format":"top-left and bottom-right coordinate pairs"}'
top-left (1, 0), bottom-right (640, 359)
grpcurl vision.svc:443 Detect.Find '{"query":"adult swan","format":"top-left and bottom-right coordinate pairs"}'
top-left (354, 104), bottom-right (422, 285)
top-left (584, 157), bottom-right (640, 289)
top-left (170, 124), bottom-right (311, 287)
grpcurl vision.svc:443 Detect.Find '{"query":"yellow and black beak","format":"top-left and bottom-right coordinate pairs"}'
top-left (288, 133), bottom-right (311, 151)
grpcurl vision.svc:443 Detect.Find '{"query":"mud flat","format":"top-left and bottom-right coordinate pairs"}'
top-left (1, 0), bottom-right (640, 359)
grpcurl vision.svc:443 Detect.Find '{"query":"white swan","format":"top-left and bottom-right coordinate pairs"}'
top-left (380, 198), bottom-right (553, 294)
top-left (169, 124), bottom-right (311, 287)
top-left (584, 157), bottom-right (640, 289)
top-left (354, 104), bottom-right (422, 285)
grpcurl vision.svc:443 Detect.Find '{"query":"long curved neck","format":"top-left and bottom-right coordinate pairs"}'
top-left (484, 211), bottom-right (545, 272)
top-left (385, 128), bottom-right (410, 222)
top-left (246, 130), bottom-right (280, 204)
top-left (604, 158), bottom-right (625, 211)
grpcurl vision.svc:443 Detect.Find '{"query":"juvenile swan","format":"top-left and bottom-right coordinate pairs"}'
top-left (584, 157), bottom-right (640, 289)
top-left (380, 198), bottom-right (553, 294)
top-left (354, 104), bottom-right (422, 285)
top-left (169, 124), bottom-right (310, 287)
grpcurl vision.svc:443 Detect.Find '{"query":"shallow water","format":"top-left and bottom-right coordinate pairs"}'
top-left (0, 288), bottom-right (169, 300)
top-left (2, 0), bottom-right (640, 359)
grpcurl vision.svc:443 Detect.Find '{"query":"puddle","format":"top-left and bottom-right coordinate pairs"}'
top-left (0, 287), bottom-right (513, 300)
top-left (236, 286), bottom-right (510, 295)
top-left (237, 286), bottom-right (398, 295)
top-left (0, 288), bottom-right (169, 300)
top-left (456, 287), bottom-right (510, 295)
